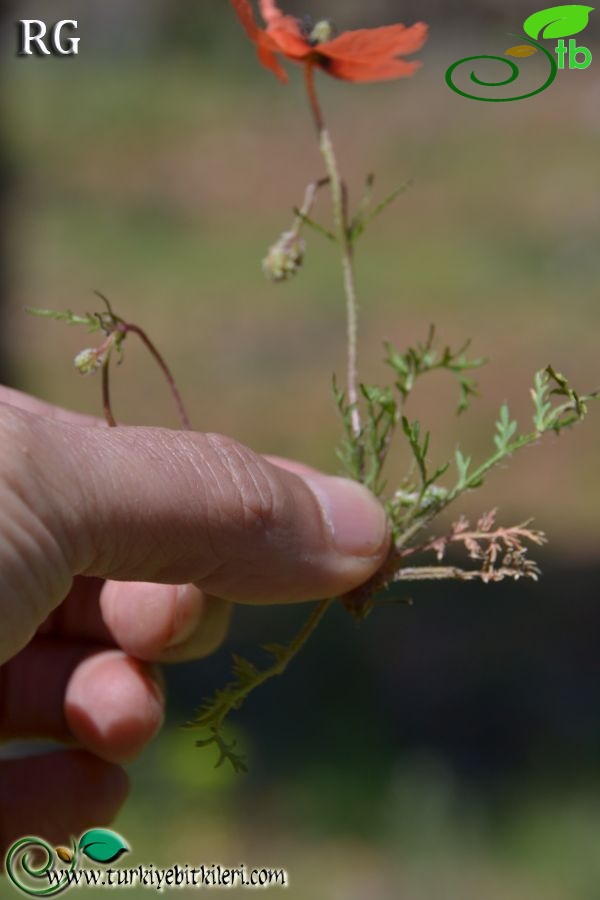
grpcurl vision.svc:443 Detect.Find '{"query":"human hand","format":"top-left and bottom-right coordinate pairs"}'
top-left (0, 386), bottom-right (389, 848)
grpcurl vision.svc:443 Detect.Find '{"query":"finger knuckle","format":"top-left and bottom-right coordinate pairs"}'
top-left (203, 433), bottom-right (283, 536)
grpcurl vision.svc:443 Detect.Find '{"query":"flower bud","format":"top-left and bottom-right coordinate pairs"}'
top-left (73, 347), bottom-right (106, 376)
top-left (262, 230), bottom-right (305, 282)
top-left (420, 484), bottom-right (449, 510)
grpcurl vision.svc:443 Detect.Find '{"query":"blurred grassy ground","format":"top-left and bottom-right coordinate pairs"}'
top-left (3, 12), bottom-right (600, 896)
top-left (120, 747), bottom-right (600, 900)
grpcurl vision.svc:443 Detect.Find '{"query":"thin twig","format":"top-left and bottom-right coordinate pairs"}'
top-left (292, 176), bottom-right (336, 240)
top-left (101, 355), bottom-right (117, 427)
top-left (392, 565), bottom-right (539, 583)
top-left (122, 323), bottom-right (192, 430)
top-left (293, 177), bottom-right (330, 225)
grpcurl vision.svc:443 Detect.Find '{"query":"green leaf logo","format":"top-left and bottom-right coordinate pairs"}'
top-left (78, 829), bottom-right (129, 864)
top-left (523, 5), bottom-right (594, 40)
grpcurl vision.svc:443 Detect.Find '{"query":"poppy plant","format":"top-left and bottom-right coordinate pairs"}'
top-left (230, 2), bottom-right (430, 448)
top-left (231, 0), bottom-right (428, 84)
top-left (27, 3), bottom-right (597, 776)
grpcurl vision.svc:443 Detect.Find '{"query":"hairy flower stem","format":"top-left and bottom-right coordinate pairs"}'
top-left (304, 63), bottom-right (362, 448)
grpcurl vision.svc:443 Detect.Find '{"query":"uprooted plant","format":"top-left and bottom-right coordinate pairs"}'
top-left (28, 1), bottom-right (598, 773)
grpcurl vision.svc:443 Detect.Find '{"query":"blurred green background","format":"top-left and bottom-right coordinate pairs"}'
top-left (1, 1), bottom-right (600, 897)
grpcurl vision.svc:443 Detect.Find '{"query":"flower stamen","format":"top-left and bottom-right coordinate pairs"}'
top-left (308, 19), bottom-right (336, 46)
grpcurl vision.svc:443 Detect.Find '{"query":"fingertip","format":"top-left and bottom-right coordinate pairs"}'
top-left (301, 473), bottom-right (390, 560)
top-left (100, 582), bottom-right (232, 662)
top-left (65, 651), bottom-right (165, 764)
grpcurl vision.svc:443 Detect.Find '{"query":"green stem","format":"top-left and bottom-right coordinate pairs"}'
top-left (304, 63), bottom-right (362, 447)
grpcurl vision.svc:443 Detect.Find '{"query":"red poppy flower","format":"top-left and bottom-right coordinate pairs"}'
top-left (230, 0), bottom-right (428, 84)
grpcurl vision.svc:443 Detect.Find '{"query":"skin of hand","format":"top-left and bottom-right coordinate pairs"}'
top-left (0, 386), bottom-right (389, 850)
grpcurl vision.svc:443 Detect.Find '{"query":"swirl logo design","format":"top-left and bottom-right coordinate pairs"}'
top-left (446, 4), bottom-right (594, 101)
top-left (5, 829), bottom-right (129, 896)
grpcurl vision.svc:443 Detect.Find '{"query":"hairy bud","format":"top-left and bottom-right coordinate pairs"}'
top-left (73, 347), bottom-right (106, 375)
top-left (262, 231), bottom-right (305, 282)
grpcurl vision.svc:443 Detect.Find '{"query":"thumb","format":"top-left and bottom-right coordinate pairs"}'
top-left (0, 405), bottom-right (389, 662)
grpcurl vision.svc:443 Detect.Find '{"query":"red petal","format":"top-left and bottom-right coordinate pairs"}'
top-left (323, 57), bottom-right (422, 83)
top-left (256, 37), bottom-right (289, 82)
top-left (269, 22), bottom-right (311, 59)
top-left (261, 13), bottom-right (307, 58)
top-left (259, 0), bottom-right (286, 25)
top-left (321, 23), bottom-right (428, 63)
top-left (258, 0), bottom-right (307, 55)
top-left (230, 0), bottom-right (259, 39)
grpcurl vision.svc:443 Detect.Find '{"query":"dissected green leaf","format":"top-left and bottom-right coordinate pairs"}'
top-left (293, 208), bottom-right (337, 242)
top-left (261, 643), bottom-right (288, 661)
top-left (333, 375), bottom-right (364, 482)
top-left (26, 306), bottom-right (102, 332)
top-left (494, 404), bottom-right (518, 453)
top-left (231, 654), bottom-right (259, 683)
top-left (384, 330), bottom-right (485, 415)
top-left (531, 370), bottom-right (553, 431)
top-left (352, 180), bottom-right (413, 240)
top-left (455, 447), bottom-right (472, 488)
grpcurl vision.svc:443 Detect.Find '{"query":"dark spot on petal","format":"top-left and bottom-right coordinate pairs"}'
top-left (315, 52), bottom-right (333, 70)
